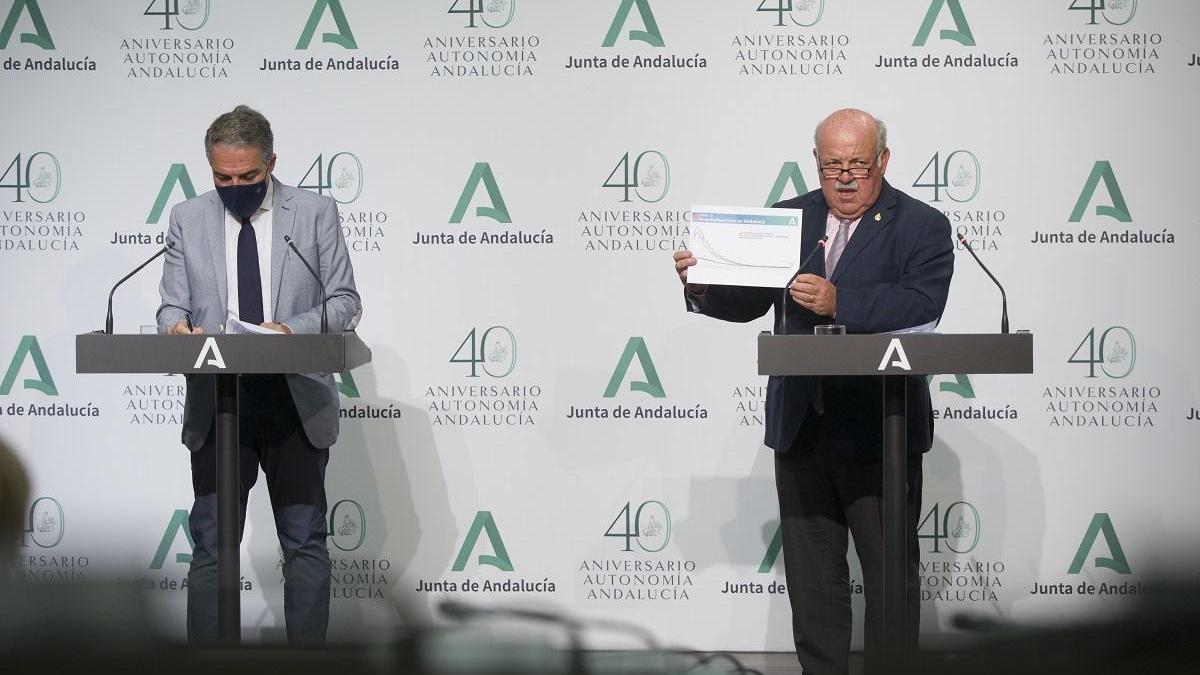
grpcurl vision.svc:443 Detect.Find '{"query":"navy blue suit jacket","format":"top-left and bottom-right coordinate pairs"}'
top-left (689, 180), bottom-right (954, 459)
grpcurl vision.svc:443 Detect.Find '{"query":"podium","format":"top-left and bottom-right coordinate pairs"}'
top-left (76, 332), bottom-right (372, 644)
top-left (758, 332), bottom-right (1032, 660)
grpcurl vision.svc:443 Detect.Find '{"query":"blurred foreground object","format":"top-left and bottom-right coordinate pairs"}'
top-left (912, 579), bottom-right (1200, 675)
top-left (0, 435), bottom-right (30, 571)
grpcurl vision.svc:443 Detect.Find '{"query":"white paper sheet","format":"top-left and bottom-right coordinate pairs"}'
top-left (226, 318), bottom-right (284, 335)
top-left (686, 204), bottom-right (804, 287)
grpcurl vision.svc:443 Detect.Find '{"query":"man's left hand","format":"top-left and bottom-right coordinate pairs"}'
top-left (790, 273), bottom-right (837, 317)
top-left (260, 322), bottom-right (293, 334)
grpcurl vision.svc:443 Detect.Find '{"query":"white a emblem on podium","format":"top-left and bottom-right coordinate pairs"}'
top-left (877, 338), bottom-right (912, 371)
top-left (194, 337), bottom-right (227, 369)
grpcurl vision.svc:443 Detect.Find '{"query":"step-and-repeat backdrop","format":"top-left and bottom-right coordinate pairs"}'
top-left (2, 0), bottom-right (1198, 648)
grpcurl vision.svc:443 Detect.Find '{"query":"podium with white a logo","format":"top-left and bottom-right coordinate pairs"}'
top-left (758, 332), bottom-right (1033, 662)
top-left (76, 332), bottom-right (372, 644)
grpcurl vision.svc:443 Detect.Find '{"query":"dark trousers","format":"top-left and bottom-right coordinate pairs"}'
top-left (187, 375), bottom-right (331, 645)
top-left (775, 405), bottom-right (923, 675)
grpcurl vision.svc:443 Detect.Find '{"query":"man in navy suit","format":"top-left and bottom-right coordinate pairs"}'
top-left (675, 108), bottom-right (953, 675)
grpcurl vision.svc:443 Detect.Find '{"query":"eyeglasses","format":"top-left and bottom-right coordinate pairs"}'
top-left (818, 161), bottom-right (875, 180)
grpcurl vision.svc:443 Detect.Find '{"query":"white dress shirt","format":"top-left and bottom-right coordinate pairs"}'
top-left (223, 178), bottom-right (274, 325)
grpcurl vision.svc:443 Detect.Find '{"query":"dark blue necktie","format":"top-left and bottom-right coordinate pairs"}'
top-left (237, 216), bottom-right (264, 325)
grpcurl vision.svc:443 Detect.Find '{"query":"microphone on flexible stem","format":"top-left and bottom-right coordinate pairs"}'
top-left (779, 235), bottom-right (828, 336)
top-left (439, 599), bottom-right (587, 673)
top-left (283, 235), bottom-right (327, 334)
top-left (105, 240), bottom-right (175, 335)
top-left (439, 599), bottom-right (659, 648)
top-left (957, 233), bottom-right (1009, 334)
top-left (437, 598), bottom-right (481, 622)
top-left (951, 610), bottom-right (1009, 633)
top-left (439, 599), bottom-right (571, 625)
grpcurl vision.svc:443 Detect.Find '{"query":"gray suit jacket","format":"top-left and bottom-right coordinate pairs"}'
top-left (156, 177), bottom-right (362, 451)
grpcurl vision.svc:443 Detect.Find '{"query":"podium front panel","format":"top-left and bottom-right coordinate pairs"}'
top-left (75, 332), bottom-right (371, 375)
top-left (757, 332), bottom-right (1033, 377)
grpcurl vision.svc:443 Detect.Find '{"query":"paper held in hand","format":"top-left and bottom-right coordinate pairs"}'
top-left (686, 205), bottom-right (805, 287)
top-left (226, 318), bottom-right (284, 335)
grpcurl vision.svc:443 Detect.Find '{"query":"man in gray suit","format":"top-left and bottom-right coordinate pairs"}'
top-left (157, 105), bottom-right (361, 644)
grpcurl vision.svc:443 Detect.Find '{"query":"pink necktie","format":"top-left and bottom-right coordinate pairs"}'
top-left (825, 218), bottom-right (851, 276)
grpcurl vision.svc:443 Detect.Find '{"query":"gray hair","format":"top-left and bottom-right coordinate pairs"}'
top-left (813, 109), bottom-right (888, 160)
top-left (204, 104), bottom-right (273, 164)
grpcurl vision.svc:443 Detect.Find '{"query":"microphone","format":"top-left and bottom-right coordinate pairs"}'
top-left (779, 235), bottom-right (829, 336)
top-left (106, 240), bottom-right (175, 335)
top-left (439, 599), bottom-right (569, 626)
top-left (957, 233), bottom-right (1009, 334)
top-left (439, 598), bottom-right (661, 663)
top-left (439, 599), bottom-right (587, 672)
top-left (951, 610), bottom-right (1009, 632)
top-left (283, 235), bottom-right (327, 334)
top-left (436, 598), bottom-right (478, 622)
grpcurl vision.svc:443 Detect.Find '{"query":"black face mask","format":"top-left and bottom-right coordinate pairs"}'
top-left (216, 179), bottom-right (268, 223)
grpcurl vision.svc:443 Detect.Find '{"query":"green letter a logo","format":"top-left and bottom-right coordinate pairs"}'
top-left (451, 511), bottom-right (513, 572)
top-left (450, 162), bottom-right (511, 224)
top-left (928, 374), bottom-right (975, 399)
top-left (336, 371), bottom-right (360, 398)
top-left (913, 0), bottom-right (975, 47)
top-left (150, 509), bottom-right (194, 569)
top-left (1069, 161), bottom-right (1131, 223)
top-left (0, 0), bottom-right (54, 50)
top-left (146, 163), bottom-right (197, 224)
top-left (1068, 513), bottom-right (1131, 574)
top-left (764, 162), bottom-right (810, 207)
top-left (604, 337), bottom-right (665, 398)
top-left (757, 523), bottom-right (783, 573)
top-left (296, 0), bottom-right (358, 50)
top-left (1, 336), bottom-right (56, 396)
top-left (602, 0), bottom-right (664, 47)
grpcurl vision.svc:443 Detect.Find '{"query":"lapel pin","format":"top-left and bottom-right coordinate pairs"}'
top-left (874, 212), bottom-right (881, 222)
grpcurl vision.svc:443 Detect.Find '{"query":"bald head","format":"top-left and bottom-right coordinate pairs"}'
top-left (814, 108), bottom-right (887, 159)
top-left (812, 108), bottom-right (891, 220)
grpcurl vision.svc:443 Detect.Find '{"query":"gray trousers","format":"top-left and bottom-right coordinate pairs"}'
top-left (775, 405), bottom-right (923, 675)
top-left (186, 375), bottom-right (331, 645)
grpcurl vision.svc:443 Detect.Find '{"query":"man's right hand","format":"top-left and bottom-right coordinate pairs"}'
top-left (673, 249), bottom-right (707, 294)
top-left (168, 321), bottom-right (203, 335)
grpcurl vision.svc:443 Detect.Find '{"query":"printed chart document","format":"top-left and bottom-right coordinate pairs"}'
top-left (686, 205), bottom-right (804, 287)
